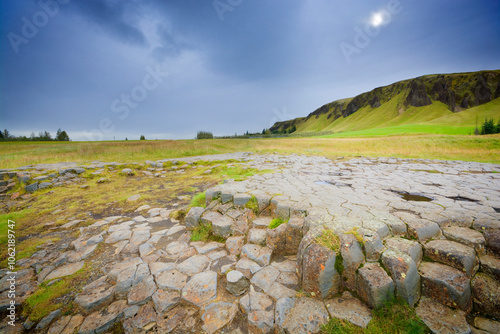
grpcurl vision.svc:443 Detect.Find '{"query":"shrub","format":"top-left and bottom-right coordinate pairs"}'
top-left (197, 131), bottom-right (214, 139)
top-left (245, 196), bottom-right (259, 215)
top-left (190, 223), bottom-right (225, 243)
top-left (190, 192), bottom-right (206, 208)
top-left (480, 118), bottom-right (500, 135)
top-left (315, 229), bottom-right (341, 253)
top-left (269, 217), bottom-right (286, 229)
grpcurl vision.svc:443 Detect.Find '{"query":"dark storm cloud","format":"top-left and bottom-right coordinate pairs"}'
top-left (65, 0), bottom-right (148, 47)
top-left (1, 0), bottom-right (499, 140)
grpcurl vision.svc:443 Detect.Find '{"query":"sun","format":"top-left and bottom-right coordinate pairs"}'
top-left (369, 11), bottom-right (388, 27)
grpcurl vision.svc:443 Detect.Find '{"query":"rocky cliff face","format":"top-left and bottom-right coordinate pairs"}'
top-left (270, 70), bottom-right (500, 133)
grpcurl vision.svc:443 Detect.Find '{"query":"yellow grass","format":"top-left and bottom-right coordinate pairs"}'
top-left (0, 134), bottom-right (499, 169)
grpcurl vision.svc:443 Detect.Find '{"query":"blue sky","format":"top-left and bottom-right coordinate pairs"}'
top-left (1, 0), bottom-right (499, 140)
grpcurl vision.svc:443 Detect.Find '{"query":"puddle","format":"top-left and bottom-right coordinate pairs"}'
top-left (390, 190), bottom-right (433, 202)
top-left (447, 196), bottom-right (479, 202)
top-left (315, 180), bottom-right (352, 187)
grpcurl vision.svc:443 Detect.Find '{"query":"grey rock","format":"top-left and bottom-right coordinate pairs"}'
top-left (127, 275), bottom-right (157, 305)
top-left (233, 193), bottom-right (251, 206)
top-left (78, 300), bottom-right (126, 334)
top-left (361, 229), bottom-right (384, 262)
top-left (75, 277), bottom-right (115, 314)
top-left (471, 273), bottom-right (500, 318)
top-left (177, 255), bottom-right (211, 276)
top-left (443, 226), bottom-right (486, 255)
top-left (357, 262), bottom-right (394, 308)
top-left (474, 317), bottom-right (500, 334)
top-left (226, 270), bottom-right (249, 296)
top-left (275, 297), bottom-right (295, 329)
top-left (326, 292), bottom-right (373, 328)
top-left (385, 237), bottom-right (423, 266)
top-left (251, 266), bottom-right (280, 292)
top-left (241, 243), bottom-right (272, 267)
top-left (38, 182), bottom-right (52, 189)
top-left (416, 297), bottom-right (472, 334)
top-left (381, 249), bottom-right (420, 307)
top-left (484, 229), bottom-right (500, 257)
top-left (419, 262), bottom-right (472, 312)
top-left (152, 289), bottom-right (180, 313)
top-left (239, 288), bottom-right (275, 334)
top-left (25, 182), bottom-right (38, 192)
top-left (283, 297), bottom-right (329, 334)
top-left (185, 207), bottom-right (205, 228)
top-left (478, 254), bottom-right (500, 281)
top-left (44, 261), bottom-right (84, 281)
top-left (424, 240), bottom-right (478, 276)
top-left (36, 309), bottom-right (61, 330)
top-left (340, 233), bottom-right (365, 291)
top-left (202, 302), bottom-right (238, 334)
top-left (121, 168), bottom-right (133, 175)
top-left (235, 258), bottom-right (262, 278)
top-left (155, 269), bottom-right (188, 291)
top-left (248, 228), bottom-right (267, 246)
top-left (181, 271), bottom-right (217, 307)
top-left (253, 217), bottom-right (272, 229)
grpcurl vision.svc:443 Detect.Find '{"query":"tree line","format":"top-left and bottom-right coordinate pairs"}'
top-left (0, 129), bottom-right (70, 141)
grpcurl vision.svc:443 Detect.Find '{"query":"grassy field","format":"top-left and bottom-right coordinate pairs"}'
top-left (1, 134), bottom-right (499, 168)
top-left (290, 95), bottom-right (500, 135)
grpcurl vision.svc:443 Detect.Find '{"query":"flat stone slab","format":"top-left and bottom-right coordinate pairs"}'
top-left (152, 289), bottom-right (180, 313)
top-left (202, 302), bottom-right (238, 334)
top-left (326, 292), bottom-right (372, 328)
top-left (176, 255), bottom-right (210, 276)
top-left (78, 300), bottom-right (127, 334)
top-left (127, 275), bottom-right (157, 305)
top-left (181, 271), bottom-right (217, 307)
top-left (442, 226), bottom-right (486, 254)
top-left (283, 297), bottom-right (329, 334)
top-left (44, 261), bottom-right (84, 281)
top-left (416, 297), bottom-right (471, 334)
top-left (74, 277), bottom-right (115, 314)
top-left (424, 240), bottom-right (478, 276)
top-left (155, 270), bottom-right (188, 291)
top-left (419, 262), bottom-right (471, 311)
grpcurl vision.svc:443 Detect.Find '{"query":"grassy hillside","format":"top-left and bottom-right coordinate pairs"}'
top-left (271, 70), bottom-right (500, 136)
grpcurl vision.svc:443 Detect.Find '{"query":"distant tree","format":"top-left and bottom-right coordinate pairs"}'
top-left (0, 130), bottom-right (3, 140)
top-left (197, 131), bottom-right (213, 139)
top-left (57, 130), bottom-right (70, 141)
top-left (30, 132), bottom-right (36, 140)
top-left (3, 129), bottom-right (10, 139)
top-left (140, 135), bottom-right (146, 140)
top-left (481, 118), bottom-right (497, 135)
top-left (126, 137), bottom-right (128, 141)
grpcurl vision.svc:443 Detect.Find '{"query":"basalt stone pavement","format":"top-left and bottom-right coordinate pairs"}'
top-left (1, 152), bottom-right (499, 334)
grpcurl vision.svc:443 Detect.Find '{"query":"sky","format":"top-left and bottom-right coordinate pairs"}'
top-left (1, 0), bottom-right (499, 141)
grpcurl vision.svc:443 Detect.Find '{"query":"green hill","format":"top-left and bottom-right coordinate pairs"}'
top-left (270, 70), bottom-right (500, 136)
